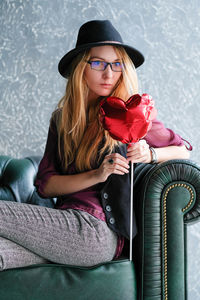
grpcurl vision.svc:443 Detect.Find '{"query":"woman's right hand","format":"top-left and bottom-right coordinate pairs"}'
top-left (43, 154), bottom-right (129, 197)
top-left (94, 153), bottom-right (130, 183)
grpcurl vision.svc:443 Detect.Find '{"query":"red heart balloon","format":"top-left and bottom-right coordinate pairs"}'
top-left (100, 93), bottom-right (157, 144)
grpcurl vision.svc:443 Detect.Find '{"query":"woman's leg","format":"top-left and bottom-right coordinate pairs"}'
top-left (0, 237), bottom-right (48, 270)
top-left (0, 201), bottom-right (117, 266)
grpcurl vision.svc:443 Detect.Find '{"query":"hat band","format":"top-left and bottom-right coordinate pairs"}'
top-left (93, 40), bottom-right (122, 45)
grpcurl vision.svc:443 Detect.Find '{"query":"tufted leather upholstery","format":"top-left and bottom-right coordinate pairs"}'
top-left (0, 155), bottom-right (55, 207)
top-left (0, 155), bottom-right (200, 300)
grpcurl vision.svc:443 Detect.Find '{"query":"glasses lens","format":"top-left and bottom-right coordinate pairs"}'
top-left (90, 61), bottom-right (105, 71)
top-left (111, 62), bottom-right (124, 72)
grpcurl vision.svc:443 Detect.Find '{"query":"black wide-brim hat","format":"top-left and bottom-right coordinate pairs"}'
top-left (58, 20), bottom-right (145, 78)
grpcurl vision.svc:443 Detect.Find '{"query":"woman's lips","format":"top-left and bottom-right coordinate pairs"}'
top-left (101, 84), bottom-right (112, 88)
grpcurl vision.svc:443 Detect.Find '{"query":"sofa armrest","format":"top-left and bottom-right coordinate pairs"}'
top-left (134, 159), bottom-right (200, 300)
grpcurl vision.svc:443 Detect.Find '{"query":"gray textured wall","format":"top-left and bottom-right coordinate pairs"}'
top-left (0, 0), bottom-right (199, 298)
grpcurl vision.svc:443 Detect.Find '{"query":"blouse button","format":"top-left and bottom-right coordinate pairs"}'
top-left (109, 217), bottom-right (115, 225)
top-left (103, 192), bottom-right (108, 199)
top-left (105, 205), bottom-right (112, 212)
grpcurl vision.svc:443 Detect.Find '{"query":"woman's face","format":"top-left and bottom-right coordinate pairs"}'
top-left (84, 46), bottom-right (122, 102)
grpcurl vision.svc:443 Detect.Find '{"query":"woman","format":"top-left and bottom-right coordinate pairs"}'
top-left (0, 20), bottom-right (190, 269)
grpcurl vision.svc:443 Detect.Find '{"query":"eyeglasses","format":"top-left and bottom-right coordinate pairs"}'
top-left (87, 60), bottom-right (124, 72)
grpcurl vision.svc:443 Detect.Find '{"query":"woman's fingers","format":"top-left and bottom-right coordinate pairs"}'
top-left (127, 140), bottom-right (151, 163)
top-left (96, 153), bottom-right (130, 182)
top-left (105, 153), bottom-right (130, 174)
top-left (106, 153), bottom-right (128, 163)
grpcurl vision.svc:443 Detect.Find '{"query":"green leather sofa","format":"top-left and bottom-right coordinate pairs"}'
top-left (0, 155), bottom-right (199, 300)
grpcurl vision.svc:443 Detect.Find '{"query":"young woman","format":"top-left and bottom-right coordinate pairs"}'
top-left (0, 20), bottom-right (190, 269)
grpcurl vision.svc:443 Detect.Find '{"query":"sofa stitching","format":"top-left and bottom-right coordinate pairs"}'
top-left (162, 183), bottom-right (194, 300)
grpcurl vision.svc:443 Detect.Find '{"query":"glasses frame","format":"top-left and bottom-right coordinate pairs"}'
top-left (86, 60), bottom-right (124, 72)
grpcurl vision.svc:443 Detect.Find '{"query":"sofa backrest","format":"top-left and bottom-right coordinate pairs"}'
top-left (0, 156), bottom-right (55, 208)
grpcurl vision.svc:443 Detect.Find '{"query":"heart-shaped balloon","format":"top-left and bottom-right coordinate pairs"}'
top-left (100, 93), bottom-right (157, 144)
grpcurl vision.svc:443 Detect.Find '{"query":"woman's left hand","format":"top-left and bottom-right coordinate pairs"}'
top-left (126, 140), bottom-right (151, 163)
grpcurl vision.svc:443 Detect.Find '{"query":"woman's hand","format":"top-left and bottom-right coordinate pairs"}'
top-left (43, 153), bottom-right (130, 196)
top-left (95, 153), bottom-right (130, 182)
top-left (127, 140), bottom-right (152, 163)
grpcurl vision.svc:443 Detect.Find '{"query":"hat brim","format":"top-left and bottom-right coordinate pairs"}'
top-left (58, 42), bottom-right (145, 78)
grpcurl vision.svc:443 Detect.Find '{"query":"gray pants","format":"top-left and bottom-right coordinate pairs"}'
top-left (0, 201), bottom-right (117, 270)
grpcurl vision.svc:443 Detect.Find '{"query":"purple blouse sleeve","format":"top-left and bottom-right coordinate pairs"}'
top-left (144, 119), bottom-right (192, 149)
top-left (35, 115), bottom-right (60, 197)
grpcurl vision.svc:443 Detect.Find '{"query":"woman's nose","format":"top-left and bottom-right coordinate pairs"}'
top-left (102, 65), bottom-right (113, 78)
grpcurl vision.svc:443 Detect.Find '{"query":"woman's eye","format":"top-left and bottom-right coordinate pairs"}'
top-left (114, 62), bottom-right (121, 67)
top-left (92, 61), bottom-right (101, 66)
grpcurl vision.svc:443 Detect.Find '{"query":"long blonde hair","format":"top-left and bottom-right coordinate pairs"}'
top-left (56, 46), bottom-right (139, 171)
